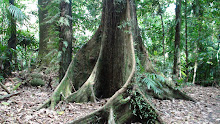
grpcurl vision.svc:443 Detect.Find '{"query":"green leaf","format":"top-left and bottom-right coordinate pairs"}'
top-left (63, 41), bottom-right (68, 48)
top-left (12, 82), bottom-right (21, 91)
top-left (7, 5), bottom-right (28, 23)
top-left (1, 102), bottom-right (10, 106)
top-left (57, 111), bottom-right (64, 115)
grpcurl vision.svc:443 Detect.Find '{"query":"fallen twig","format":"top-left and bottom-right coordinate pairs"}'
top-left (0, 92), bottom-right (21, 101)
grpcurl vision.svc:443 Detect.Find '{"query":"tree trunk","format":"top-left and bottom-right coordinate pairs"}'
top-left (192, 0), bottom-right (203, 84)
top-left (58, 0), bottom-right (73, 82)
top-left (38, 0), bottom-right (50, 65)
top-left (5, 0), bottom-right (17, 77)
top-left (192, 60), bottom-right (197, 84)
top-left (158, 2), bottom-right (166, 69)
top-left (39, 0), bottom-right (194, 123)
top-left (173, 0), bottom-right (182, 80)
top-left (160, 14), bottom-right (166, 69)
top-left (185, 0), bottom-right (188, 82)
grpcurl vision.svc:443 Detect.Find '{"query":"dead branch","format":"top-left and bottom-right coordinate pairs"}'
top-left (0, 92), bottom-right (20, 101)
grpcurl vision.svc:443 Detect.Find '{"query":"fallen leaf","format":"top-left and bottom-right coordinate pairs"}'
top-left (1, 102), bottom-right (10, 106)
top-left (57, 111), bottom-right (65, 115)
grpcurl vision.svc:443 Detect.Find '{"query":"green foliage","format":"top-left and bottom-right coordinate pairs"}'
top-left (136, 0), bottom-right (219, 87)
top-left (7, 4), bottom-right (28, 24)
top-left (16, 30), bottom-right (38, 70)
top-left (0, 75), bottom-right (4, 82)
top-left (0, 43), bottom-right (9, 77)
top-left (17, 30), bottom-right (37, 47)
top-left (136, 56), bottom-right (164, 94)
top-left (40, 0), bottom-right (102, 68)
top-left (130, 91), bottom-right (158, 123)
top-left (0, 0), bottom-right (36, 76)
top-left (12, 82), bottom-right (22, 91)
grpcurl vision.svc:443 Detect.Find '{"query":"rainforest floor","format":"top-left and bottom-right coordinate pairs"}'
top-left (0, 72), bottom-right (219, 124)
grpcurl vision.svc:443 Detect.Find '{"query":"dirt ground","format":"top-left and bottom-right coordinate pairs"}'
top-left (0, 78), bottom-right (219, 124)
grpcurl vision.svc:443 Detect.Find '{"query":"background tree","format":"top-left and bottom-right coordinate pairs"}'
top-left (2, 0), bottom-right (27, 76)
top-left (4, 0), bottom-right (17, 76)
top-left (58, 0), bottom-right (73, 81)
top-left (184, 0), bottom-right (188, 82)
top-left (173, 0), bottom-right (181, 80)
top-left (38, 0), bottom-right (50, 65)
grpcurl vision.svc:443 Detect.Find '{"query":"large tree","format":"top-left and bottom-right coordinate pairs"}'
top-left (39, 0), bottom-right (193, 123)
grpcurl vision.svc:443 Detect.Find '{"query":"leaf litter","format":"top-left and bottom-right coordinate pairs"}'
top-left (0, 77), bottom-right (219, 124)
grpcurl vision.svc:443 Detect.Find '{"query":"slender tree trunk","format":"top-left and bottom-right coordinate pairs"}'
top-left (5, 0), bottom-right (17, 76)
top-left (192, 60), bottom-right (197, 84)
top-left (217, 38), bottom-right (220, 64)
top-left (173, 0), bottom-right (181, 80)
top-left (185, 0), bottom-right (188, 82)
top-left (192, 0), bottom-right (202, 84)
top-left (160, 14), bottom-right (166, 69)
top-left (158, 2), bottom-right (166, 69)
top-left (59, 0), bottom-right (73, 82)
top-left (38, 0), bottom-right (50, 64)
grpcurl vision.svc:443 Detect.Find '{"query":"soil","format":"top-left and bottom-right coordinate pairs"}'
top-left (0, 76), bottom-right (219, 124)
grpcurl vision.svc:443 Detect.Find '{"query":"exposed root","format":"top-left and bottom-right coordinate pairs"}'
top-left (66, 82), bottom-right (96, 103)
top-left (108, 107), bottom-right (116, 124)
top-left (66, 41), bottom-right (102, 103)
top-left (37, 60), bottom-right (73, 109)
top-left (145, 83), bottom-right (195, 102)
top-left (67, 85), bottom-right (164, 124)
top-left (67, 93), bottom-right (132, 124)
top-left (37, 99), bottom-right (51, 110)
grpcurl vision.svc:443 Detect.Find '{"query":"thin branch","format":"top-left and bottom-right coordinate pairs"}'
top-left (0, 92), bottom-right (20, 101)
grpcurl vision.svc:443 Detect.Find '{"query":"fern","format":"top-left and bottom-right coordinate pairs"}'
top-left (141, 75), bottom-right (163, 95)
top-left (136, 55), bottom-right (164, 94)
top-left (7, 4), bottom-right (28, 23)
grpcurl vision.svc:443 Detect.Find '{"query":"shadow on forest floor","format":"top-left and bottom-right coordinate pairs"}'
top-left (0, 75), bottom-right (219, 124)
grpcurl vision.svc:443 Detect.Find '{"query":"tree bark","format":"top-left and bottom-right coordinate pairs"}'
top-left (185, 0), bottom-right (188, 82)
top-left (58, 0), bottom-right (73, 82)
top-left (192, 60), bottom-right (197, 84)
top-left (38, 0), bottom-right (50, 64)
top-left (173, 0), bottom-right (182, 80)
top-left (158, 3), bottom-right (166, 69)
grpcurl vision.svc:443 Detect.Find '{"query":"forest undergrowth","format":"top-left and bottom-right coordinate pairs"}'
top-left (0, 71), bottom-right (219, 124)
